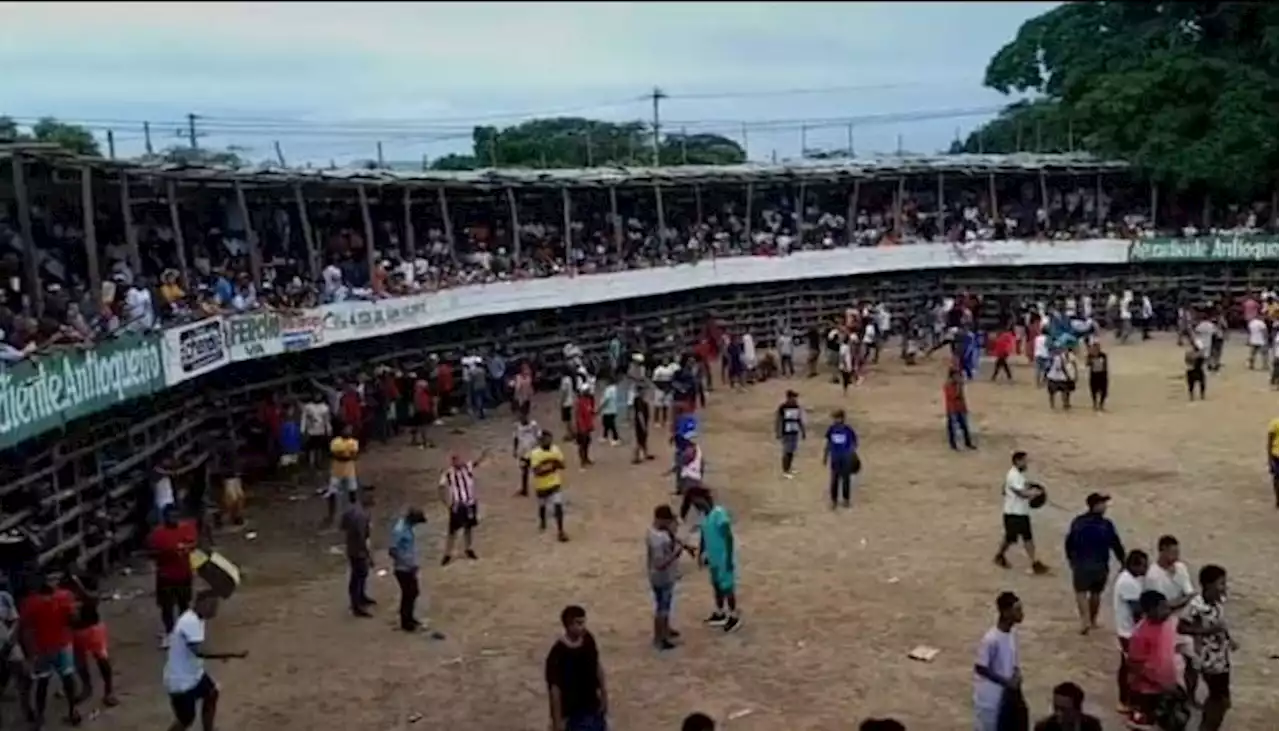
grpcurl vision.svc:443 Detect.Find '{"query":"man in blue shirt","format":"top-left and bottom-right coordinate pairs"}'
top-left (1063, 493), bottom-right (1125, 635)
top-left (822, 409), bottom-right (860, 509)
top-left (388, 508), bottom-right (429, 633)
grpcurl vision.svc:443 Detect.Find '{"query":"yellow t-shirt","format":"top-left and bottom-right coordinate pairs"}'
top-left (528, 445), bottom-right (565, 494)
top-left (330, 437), bottom-right (359, 479)
top-left (1268, 418), bottom-right (1278, 458)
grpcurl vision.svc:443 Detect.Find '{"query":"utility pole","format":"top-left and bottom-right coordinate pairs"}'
top-left (376, 141), bottom-right (385, 168)
top-left (106, 130), bottom-right (116, 159)
top-left (741, 122), bottom-right (749, 159)
top-left (650, 86), bottom-right (666, 167)
top-left (800, 125), bottom-right (808, 159)
top-left (680, 126), bottom-right (688, 165)
top-left (186, 113), bottom-right (199, 149)
top-left (584, 129), bottom-right (594, 167)
top-left (895, 133), bottom-right (904, 156)
top-left (274, 141), bottom-right (287, 167)
top-left (422, 153), bottom-right (428, 171)
top-left (143, 122), bottom-right (154, 155)
top-left (846, 123), bottom-right (855, 158)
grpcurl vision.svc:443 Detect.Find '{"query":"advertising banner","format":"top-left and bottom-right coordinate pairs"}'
top-left (224, 310), bottom-right (325, 361)
top-left (161, 317), bottom-right (230, 385)
top-left (1127, 236), bottom-right (1279, 263)
top-left (0, 334), bottom-right (165, 450)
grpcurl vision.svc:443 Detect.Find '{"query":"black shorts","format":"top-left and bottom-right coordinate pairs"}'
top-left (1203, 671), bottom-right (1230, 701)
top-left (156, 578), bottom-right (194, 612)
top-left (1048, 379), bottom-right (1075, 394)
top-left (1002, 514), bottom-right (1033, 543)
top-left (1072, 564), bottom-right (1109, 594)
top-left (448, 504), bottom-right (478, 533)
top-left (305, 435), bottom-right (328, 454)
top-left (560, 406), bottom-right (572, 424)
top-left (576, 432), bottom-right (592, 448)
top-left (413, 410), bottom-right (433, 427)
top-left (170, 674), bottom-right (216, 725)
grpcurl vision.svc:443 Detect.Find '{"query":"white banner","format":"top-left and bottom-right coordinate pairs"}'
top-left (161, 317), bottom-right (230, 385)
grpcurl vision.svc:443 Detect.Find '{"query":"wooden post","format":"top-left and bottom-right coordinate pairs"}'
top-left (79, 165), bottom-right (101, 307)
top-left (402, 188), bottom-right (416, 258)
top-left (561, 187), bottom-right (573, 261)
top-left (233, 181), bottom-right (261, 285)
top-left (506, 187), bottom-right (521, 261)
top-left (893, 176), bottom-right (905, 237)
top-left (608, 186), bottom-right (622, 256)
top-left (654, 183), bottom-right (666, 242)
top-left (357, 184), bottom-right (377, 280)
top-left (744, 182), bottom-right (754, 244)
top-left (9, 153), bottom-right (43, 316)
top-left (796, 182), bottom-right (806, 245)
top-left (293, 184), bottom-right (318, 281)
top-left (1094, 173), bottom-right (1103, 231)
top-left (936, 172), bottom-right (945, 236)
top-left (437, 187), bottom-right (456, 263)
top-left (988, 173), bottom-right (999, 222)
top-left (846, 180), bottom-right (860, 244)
top-left (119, 171), bottom-right (142, 276)
top-left (693, 183), bottom-right (704, 223)
top-left (1149, 181), bottom-right (1159, 230)
top-left (165, 180), bottom-right (190, 289)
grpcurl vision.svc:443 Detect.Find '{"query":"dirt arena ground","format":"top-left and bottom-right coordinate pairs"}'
top-left (73, 334), bottom-right (1277, 731)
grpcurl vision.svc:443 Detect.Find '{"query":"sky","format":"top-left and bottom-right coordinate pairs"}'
top-left (0, 1), bottom-right (1057, 167)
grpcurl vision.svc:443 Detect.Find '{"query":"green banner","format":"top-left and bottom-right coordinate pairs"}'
top-left (1127, 236), bottom-right (1279, 263)
top-left (0, 334), bottom-right (165, 451)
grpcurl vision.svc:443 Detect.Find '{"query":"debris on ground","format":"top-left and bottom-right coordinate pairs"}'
top-left (907, 645), bottom-right (940, 662)
top-left (727, 708), bottom-right (756, 721)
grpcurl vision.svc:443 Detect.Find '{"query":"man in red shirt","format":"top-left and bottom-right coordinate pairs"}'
top-left (410, 375), bottom-right (435, 448)
top-left (148, 506), bottom-right (198, 648)
top-left (1127, 590), bottom-right (1180, 728)
top-left (573, 388), bottom-right (596, 468)
top-left (944, 369), bottom-right (977, 451)
top-left (991, 328), bottom-right (1016, 381)
top-left (20, 573), bottom-right (81, 726)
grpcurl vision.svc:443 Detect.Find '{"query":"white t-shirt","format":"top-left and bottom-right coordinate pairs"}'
top-left (1145, 561), bottom-right (1194, 607)
top-left (1113, 570), bottom-right (1144, 639)
top-left (1033, 334), bottom-right (1049, 360)
top-left (163, 610), bottom-right (207, 693)
top-left (1002, 467), bottom-right (1031, 516)
top-left (838, 343), bottom-right (854, 372)
top-left (559, 376), bottom-right (575, 408)
top-left (125, 286), bottom-right (155, 329)
top-left (1247, 318), bottom-right (1267, 346)
top-left (321, 265), bottom-right (343, 296)
top-left (301, 403), bottom-right (331, 436)
top-left (154, 476), bottom-right (175, 512)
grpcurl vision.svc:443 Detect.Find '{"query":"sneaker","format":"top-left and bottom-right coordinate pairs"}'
top-left (668, 629), bottom-right (682, 639)
top-left (723, 615), bottom-right (743, 633)
top-left (1031, 561), bottom-right (1050, 575)
top-left (655, 638), bottom-right (678, 651)
top-left (703, 612), bottom-right (728, 627)
top-left (993, 555), bottom-right (1011, 569)
top-left (783, 472), bottom-right (795, 480)
top-left (352, 607), bottom-right (373, 618)
top-left (464, 549), bottom-right (478, 560)
top-left (557, 532), bottom-right (570, 543)
top-left (441, 555), bottom-right (453, 566)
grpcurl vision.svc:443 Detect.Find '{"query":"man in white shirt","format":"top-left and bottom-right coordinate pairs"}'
top-left (163, 592), bottom-right (245, 731)
top-left (1032, 331), bottom-right (1050, 387)
top-left (1246, 316), bottom-right (1268, 370)
top-left (993, 451), bottom-right (1049, 574)
top-left (301, 394), bottom-right (333, 470)
top-left (124, 282), bottom-right (156, 331)
top-left (1112, 549), bottom-right (1149, 714)
top-left (1146, 534), bottom-right (1199, 697)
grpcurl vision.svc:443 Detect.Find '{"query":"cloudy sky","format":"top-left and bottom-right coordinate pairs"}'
top-left (0, 1), bottom-right (1054, 166)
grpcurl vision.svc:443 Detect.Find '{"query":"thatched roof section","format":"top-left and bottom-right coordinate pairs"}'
top-left (1, 144), bottom-right (1129, 191)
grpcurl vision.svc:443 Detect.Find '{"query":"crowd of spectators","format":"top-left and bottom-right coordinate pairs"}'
top-left (1, 172), bottom-right (1274, 363)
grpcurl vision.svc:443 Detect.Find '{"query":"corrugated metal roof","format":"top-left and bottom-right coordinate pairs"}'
top-left (1, 144), bottom-right (1129, 190)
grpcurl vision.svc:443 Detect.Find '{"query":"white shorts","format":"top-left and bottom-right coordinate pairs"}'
top-left (326, 475), bottom-right (358, 497)
top-left (536, 490), bottom-right (565, 507)
top-left (657, 392), bottom-right (673, 408)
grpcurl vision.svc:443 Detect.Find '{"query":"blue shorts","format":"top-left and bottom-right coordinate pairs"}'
top-left (651, 583), bottom-right (674, 617)
top-left (708, 564), bottom-right (736, 594)
top-left (31, 646), bottom-right (74, 678)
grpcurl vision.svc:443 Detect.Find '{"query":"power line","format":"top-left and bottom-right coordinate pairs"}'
top-left (663, 80), bottom-right (970, 101)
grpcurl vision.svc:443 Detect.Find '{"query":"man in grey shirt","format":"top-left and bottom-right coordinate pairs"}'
top-left (340, 489), bottom-right (375, 617)
top-left (647, 505), bottom-right (691, 651)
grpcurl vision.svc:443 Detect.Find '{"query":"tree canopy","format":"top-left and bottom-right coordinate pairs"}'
top-left (0, 116), bottom-right (101, 156)
top-left (431, 117), bottom-right (746, 170)
top-left (958, 1), bottom-right (1278, 199)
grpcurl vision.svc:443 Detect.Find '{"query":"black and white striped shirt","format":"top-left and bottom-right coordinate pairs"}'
top-left (439, 464), bottom-right (477, 506)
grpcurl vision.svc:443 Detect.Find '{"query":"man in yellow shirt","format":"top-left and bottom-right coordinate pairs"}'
top-left (528, 430), bottom-right (569, 542)
top-left (326, 424), bottom-right (361, 525)
top-left (1268, 417), bottom-right (1278, 507)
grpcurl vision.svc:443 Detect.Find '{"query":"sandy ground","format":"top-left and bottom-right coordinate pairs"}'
top-left (55, 334), bottom-right (1278, 731)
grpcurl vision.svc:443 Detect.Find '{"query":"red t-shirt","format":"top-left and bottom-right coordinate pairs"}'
top-left (993, 332), bottom-right (1016, 359)
top-left (20, 589), bottom-right (76, 654)
top-left (436, 365), bottom-right (454, 394)
top-left (574, 396), bottom-right (596, 434)
top-left (339, 390), bottom-right (362, 427)
top-left (413, 382), bottom-right (433, 414)
top-left (943, 382), bottom-right (966, 414)
top-left (1128, 618), bottom-right (1178, 694)
top-left (149, 520), bottom-right (198, 583)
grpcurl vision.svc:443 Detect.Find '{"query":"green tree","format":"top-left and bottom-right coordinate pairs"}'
top-left (468, 117), bottom-right (746, 168)
top-left (150, 145), bottom-right (247, 167)
top-left (961, 2), bottom-right (1278, 200)
top-left (0, 116), bottom-right (101, 156)
top-left (949, 100), bottom-right (1074, 155)
top-left (429, 153), bottom-right (481, 171)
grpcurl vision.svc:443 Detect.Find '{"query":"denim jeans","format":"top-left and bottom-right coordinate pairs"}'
top-left (946, 412), bottom-right (974, 449)
top-left (468, 385), bottom-right (487, 419)
top-left (348, 555), bottom-right (370, 609)
top-left (565, 712), bottom-right (608, 731)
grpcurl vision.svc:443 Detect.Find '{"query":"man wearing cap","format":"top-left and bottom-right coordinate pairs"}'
top-left (1063, 493), bottom-right (1126, 634)
top-left (774, 390), bottom-right (806, 479)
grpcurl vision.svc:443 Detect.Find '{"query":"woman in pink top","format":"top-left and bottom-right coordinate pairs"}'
top-left (512, 366), bottom-right (534, 419)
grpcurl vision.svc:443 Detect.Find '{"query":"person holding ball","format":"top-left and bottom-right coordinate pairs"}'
top-left (993, 451), bottom-right (1049, 575)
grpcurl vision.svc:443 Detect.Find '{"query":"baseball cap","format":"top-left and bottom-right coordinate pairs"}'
top-left (1085, 492), bottom-right (1110, 508)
